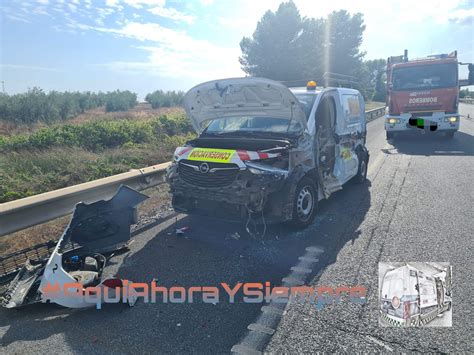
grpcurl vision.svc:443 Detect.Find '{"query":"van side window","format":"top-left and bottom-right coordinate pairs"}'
top-left (316, 96), bottom-right (336, 129)
top-left (341, 94), bottom-right (361, 123)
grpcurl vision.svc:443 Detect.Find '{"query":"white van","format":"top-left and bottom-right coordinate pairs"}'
top-left (380, 265), bottom-right (452, 326)
top-left (167, 78), bottom-right (369, 228)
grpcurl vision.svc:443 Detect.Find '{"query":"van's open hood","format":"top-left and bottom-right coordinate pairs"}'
top-left (183, 77), bottom-right (307, 133)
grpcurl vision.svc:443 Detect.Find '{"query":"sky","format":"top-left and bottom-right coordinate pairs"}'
top-left (1, 0), bottom-right (473, 99)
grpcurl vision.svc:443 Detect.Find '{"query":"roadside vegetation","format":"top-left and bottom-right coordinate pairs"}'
top-left (0, 110), bottom-right (194, 203)
top-left (0, 88), bottom-right (138, 124)
top-left (145, 90), bottom-right (185, 108)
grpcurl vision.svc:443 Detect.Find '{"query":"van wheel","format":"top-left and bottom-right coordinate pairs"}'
top-left (354, 151), bottom-right (368, 184)
top-left (386, 131), bottom-right (394, 140)
top-left (291, 177), bottom-right (318, 228)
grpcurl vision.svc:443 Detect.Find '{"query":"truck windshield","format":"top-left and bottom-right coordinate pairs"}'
top-left (293, 93), bottom-right (318, 119)
top-left (203, 116), bottom-right (302, 135)
top-left (392, 63), bottom-right (457, 90)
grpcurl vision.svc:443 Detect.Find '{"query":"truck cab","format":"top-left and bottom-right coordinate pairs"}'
top-left (166, 77), bottom-right (369, 229)
top-left (385, 51), bottom-right (460, 139)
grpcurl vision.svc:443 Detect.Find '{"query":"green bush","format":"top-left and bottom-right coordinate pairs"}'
top-left (0, 141), bottom-right (187, 203)
top-left (145, 90), bottom-right (184, 108)
top-left (105, 90), bottom-right (138, 112)
top-left (0, 113), bottom-right (194, 152)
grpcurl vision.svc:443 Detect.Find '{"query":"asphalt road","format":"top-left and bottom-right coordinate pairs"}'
top-left (1, 105), bottom-right (473, 353)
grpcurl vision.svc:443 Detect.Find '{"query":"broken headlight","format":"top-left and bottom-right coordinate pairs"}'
top-left (245, 161), bottom-right (288, 177)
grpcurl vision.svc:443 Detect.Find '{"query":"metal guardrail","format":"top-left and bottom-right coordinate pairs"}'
top-left (459, 98), bottom-right (474, 104)
top-left (365, 106), bottom-right (386, 122)
top-left (0, 162), bottom-right (171, 237)
top-left (0, 106), bottom-right (386, 238)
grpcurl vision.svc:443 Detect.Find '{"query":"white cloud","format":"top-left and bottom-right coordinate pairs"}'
top-left (32, 6), bottom-right (50, 16)
top-left (68, 3), bottom-right (77, 12)
top-left (73, 21), bottom-right (243, 80)
top-left (105, 0), bottom-right (120, 7)
top-left (107, 44), bottom-right (242, 80)
top-left (148, 6), bottom-right (195, 24)
top-left (448, 7), bottom-right (474, 24)
top-left (36, 0), bottom-right (49, 4)
top-left (4, 14), bottom-right (31, 23)
top-left (123, 0), bottom-right (165, 8)
top-left (200, 0), bottom-right (215, 6)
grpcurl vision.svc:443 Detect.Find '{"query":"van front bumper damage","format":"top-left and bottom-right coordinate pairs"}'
top-left (166, 160), bottom-right (297, 223)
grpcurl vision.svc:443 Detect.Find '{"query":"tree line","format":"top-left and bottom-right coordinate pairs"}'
top-left (239, 1), bottom-right (386, 101)
top-left (0, 88), bottom-right (138, 124)
top-left (145, 90), bottom-right (184, 108)
top-left (0, 88), bottom-right (187, 124)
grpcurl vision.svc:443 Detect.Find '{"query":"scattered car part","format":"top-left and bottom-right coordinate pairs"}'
top-left (1, 185), bottom-right (148, 309)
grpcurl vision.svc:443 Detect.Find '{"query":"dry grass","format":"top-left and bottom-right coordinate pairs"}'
top-left (0, 104), bottom-right (185, 137)
top-left (0, 140), bottom-right (183, 203)
top-left (0, 216), bottom-right (70, 256)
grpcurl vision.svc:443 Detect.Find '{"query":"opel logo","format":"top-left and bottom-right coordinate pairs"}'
top-left (199, 162), bottom-right (210, 174)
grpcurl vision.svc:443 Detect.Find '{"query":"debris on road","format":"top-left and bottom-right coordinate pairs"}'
top-left (229, 232), bottom-right (241, 240)
top-left (175, 226), bottom-right (190, 236)
top-left (0, 185), bottom-right (148, 310)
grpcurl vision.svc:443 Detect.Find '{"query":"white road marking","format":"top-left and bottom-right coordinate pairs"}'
top-left (365, 335), bottom-right (394, 352)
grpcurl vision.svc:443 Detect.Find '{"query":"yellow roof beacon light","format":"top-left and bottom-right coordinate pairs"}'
top-left (306, 81), bottom-right (317, 90)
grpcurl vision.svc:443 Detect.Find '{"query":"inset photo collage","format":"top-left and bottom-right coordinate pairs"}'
top-left (379, 262), bottom-right (452, 327)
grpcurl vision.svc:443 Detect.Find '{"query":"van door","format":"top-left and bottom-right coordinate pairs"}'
top-left (333, 93), bottom-right (362, 183)
top-left (314, 95), bottom-right (337, 179)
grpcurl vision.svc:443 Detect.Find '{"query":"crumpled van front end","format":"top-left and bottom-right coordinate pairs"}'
top-left (166, 77), bottom-right (315, 223)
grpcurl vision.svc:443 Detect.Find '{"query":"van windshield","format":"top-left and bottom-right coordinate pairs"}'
top-left (392, 63), bottom-right (457, 90)
top-left (293, 93), bottom-right (318, 119)
top-left (203, 116), bottom-right (302, 136)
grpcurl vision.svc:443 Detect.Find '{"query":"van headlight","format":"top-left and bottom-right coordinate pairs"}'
top-left (387, 118), bottom-right (400, 124)
top-left (245, 161), bottom-right (288, 177)
top-left (445, 116), bottom-right (458, 123)
top-left (248, 167), bottom-right (265, 175)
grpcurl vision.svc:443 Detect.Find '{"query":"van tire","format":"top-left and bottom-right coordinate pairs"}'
top-left (291, 177), bottom-right (318, 228)
top-left (354, 151), bottom-right (368, 184)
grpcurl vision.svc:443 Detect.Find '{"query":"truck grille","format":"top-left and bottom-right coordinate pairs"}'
top-left (178, 159), bottom-right (239, 188)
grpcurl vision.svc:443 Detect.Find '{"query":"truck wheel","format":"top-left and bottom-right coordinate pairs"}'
top-left (354, 151), bottom-right (368, 184)
top-left (291, 177), bottom-right (318, 228)
top-left (386, 131), bottom-right (394, 140)
top-left (444, 131), bottom-right (455, 139)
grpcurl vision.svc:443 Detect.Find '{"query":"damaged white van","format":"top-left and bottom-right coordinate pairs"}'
top-left (166, 78), bottom-right (369, 228)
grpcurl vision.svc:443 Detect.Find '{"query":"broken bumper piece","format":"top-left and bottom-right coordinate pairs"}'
top-left (1, 185), bottom-right (148, 309)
